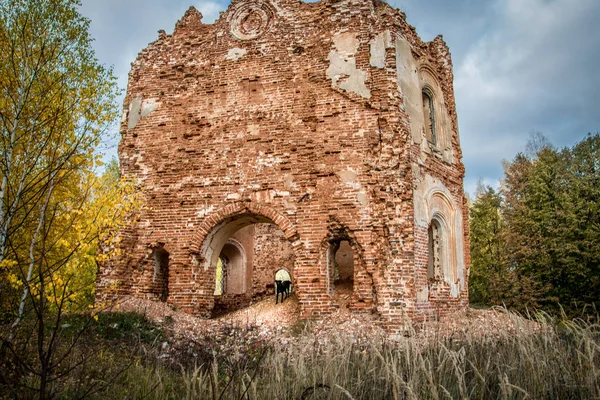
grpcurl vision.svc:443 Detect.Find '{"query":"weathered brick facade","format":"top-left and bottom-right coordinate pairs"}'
top-left (97, 0), bottom-right (470, 331)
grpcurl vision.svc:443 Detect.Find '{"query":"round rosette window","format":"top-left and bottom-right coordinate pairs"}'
top-left (229, 1), bottom-right (275, 41)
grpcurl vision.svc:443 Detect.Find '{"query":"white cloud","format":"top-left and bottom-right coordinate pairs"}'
top-left (196, 1), bottom-right (226, 23)
top-left (454, 0), bottom-right (600, 193)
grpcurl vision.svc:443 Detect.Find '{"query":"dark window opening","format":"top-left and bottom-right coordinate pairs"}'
top-left (152, 247), bottom-right (169, 302)
top-left (328, 239), bottom-right (354, 294)
top-left (428, 220), bottom-right (442, 280)
top-left (422, 89), bottom-right (437, 146)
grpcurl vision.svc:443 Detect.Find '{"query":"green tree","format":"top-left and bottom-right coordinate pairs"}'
top-left (549, 135), bottom-right (600, 309)
top-left (469, 183), bottom-right (503, 305)
top-left (501, 147), bottom-right (557, 311)
top-left (482, 133), bottom-right (600, 314)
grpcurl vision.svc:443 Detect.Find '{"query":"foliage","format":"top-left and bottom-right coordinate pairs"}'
top-left (469, 184), bottom-right (503, 305)
top-left (0, 311), bottom-right (164, 399)
top-left (0, 0), bottom-right (119, 317)
top-left (0, 0), bottom-right (138, 398)
top-left (61, 311), bottom-right (164, 344)
top-left (470, 133), bottom-right (600, 314)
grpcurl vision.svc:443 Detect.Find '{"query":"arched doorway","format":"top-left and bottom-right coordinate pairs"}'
top-left (275, 268), bottom-right (291, 282)
top-left (274, 268), bottom-right (293, 295)
top-left (221, 242), bottom-right (246, 294)
top-left (194, 208), bottom-right (298, 317)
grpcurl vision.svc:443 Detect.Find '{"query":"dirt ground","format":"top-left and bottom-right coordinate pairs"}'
top-left (115, 283), bottom-right (539, 354)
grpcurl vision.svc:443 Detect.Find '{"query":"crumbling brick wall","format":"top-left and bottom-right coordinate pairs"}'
top-left (213, 293), bottom-right (252, 317)
top-left (252, 223), bottom-right (295, 296)
top-left (96, 0), bottom-right (470, 332)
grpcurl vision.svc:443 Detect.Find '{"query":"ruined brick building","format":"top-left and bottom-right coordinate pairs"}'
top-left (96, 0), bottom-right (470, 330)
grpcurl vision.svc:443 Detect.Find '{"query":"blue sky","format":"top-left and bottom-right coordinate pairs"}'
top-left (80, 0), bottom-right (600, 195)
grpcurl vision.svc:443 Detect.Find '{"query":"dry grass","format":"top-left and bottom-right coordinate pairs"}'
top-left (2, 305), bottom-right (598, 399)
top-left (92, 309), bottom-right (599, 400)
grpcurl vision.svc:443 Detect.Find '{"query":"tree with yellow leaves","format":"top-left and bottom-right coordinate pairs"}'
top-left (0, 1), bottom-right (137, 397)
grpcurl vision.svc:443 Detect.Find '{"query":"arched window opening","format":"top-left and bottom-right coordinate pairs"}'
top-left (275, 268), bottom-right (291, 283)
top-left (422, 88), bottom-right (437, 146)
top-left (151, 247), bottom-right (169, 302)
top-left (214, 255), bottom-right (228, 296)
top-left (428, 219), bottom-right (442, 280)
top-left (327, 239), bottom-right (354, 294)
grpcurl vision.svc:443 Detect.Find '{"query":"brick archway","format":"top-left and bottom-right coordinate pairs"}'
top-left (316, 224), bottom-right (376, 311)
top-left (188, 201), bottom-right (301, 316)
top-left (423, 186), bottom-right (465, 297)
top-left (189, 202), bottom-right (298, 256)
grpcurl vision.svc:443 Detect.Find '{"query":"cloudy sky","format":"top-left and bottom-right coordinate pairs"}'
top-left (80, 0), bottom-right (600, 195)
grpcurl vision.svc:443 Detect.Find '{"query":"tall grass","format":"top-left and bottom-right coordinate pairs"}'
top-left (99, 310), bottom-right (599, 399)
top-left (3, 309), bottom-right (599, 399)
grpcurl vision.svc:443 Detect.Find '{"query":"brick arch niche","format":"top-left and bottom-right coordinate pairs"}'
top-left (190, 203), bottom-right (300, 316)
top-left (219, 239), bottom-right (247, 294)
top-left (317, 223), bottom-right (372, 312)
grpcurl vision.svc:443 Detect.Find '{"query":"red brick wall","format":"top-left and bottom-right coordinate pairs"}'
top-left (252, 223), bottom-right (295, 296)
top-left (96, 0), bottom-right (469, 332)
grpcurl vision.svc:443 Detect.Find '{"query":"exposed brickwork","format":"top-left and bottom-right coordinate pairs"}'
top-left (213, 293), bottom-right (252, 317)
top-left (252, 223), bottom-right (295, 297)
top-left (96, 0), bottom-right (470, 332)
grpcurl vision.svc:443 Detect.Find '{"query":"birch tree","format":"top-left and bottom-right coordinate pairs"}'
top-left (0, 1), bottom-right (131, 397)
